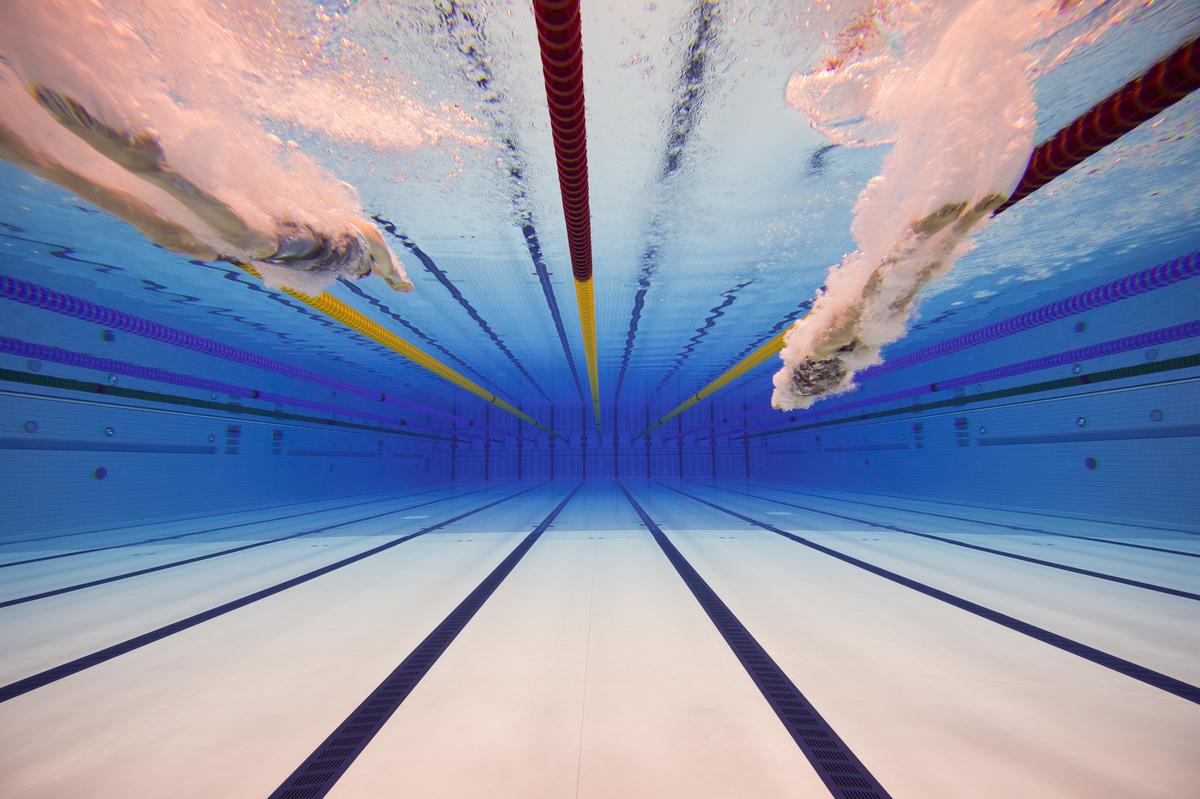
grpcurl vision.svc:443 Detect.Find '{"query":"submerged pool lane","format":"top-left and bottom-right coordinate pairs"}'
top-left (0, 481), bottom-right (1196, 798)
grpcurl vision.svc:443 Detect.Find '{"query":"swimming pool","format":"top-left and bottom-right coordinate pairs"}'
top-left (0, 1), bottom-right (1197, 797)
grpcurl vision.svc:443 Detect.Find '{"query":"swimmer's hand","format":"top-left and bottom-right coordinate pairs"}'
top-left (352, 218), bottom-right (414, 293)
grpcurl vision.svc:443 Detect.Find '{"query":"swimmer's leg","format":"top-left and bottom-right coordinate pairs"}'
top-left (31, 86), bottom-right (275, 256)
top-left (0, 120), bottom-right (219, 259)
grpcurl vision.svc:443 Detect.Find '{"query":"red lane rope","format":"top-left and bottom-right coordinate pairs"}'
top-left (997, 36), bottom-right (1200, 213)
top-left (532, 0), bottom-right (593, 283)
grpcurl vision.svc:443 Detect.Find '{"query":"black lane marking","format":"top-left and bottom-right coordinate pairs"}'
top-left (0, 484), bottom-right (546, 703)
top-left (0, 368), bottom-right (455, 441)
top-left (701, 484), bottom-right (1200, 601)
top-left (269, 484), bottom-right (581, 799)
top-left (744, 483), bottom-right (1200, 559)
top-left (614, 0), bottom-right (722, 403)
top-left (760, 481), bottom-right (1199, 537)
top-left (0, 438), bottom-right (216, 454)
top-left (619, 484), bottom-right (891, 799)
top-left (0, 485), bottom-right (503, 608)
top-left (0, 486), bottom-right (405, 547)
top-left (0, 486), bottom-right (454, 568)
top-left (660, 484), bottom-right (1200, 705)
top-left (368, 220), bottom-right (551, 402)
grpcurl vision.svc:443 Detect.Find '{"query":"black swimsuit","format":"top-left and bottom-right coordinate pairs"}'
top-left (259, 223), bottom-right (369, 280)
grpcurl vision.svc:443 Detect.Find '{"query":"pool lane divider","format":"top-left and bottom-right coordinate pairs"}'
top-left (233, 264), bottom-right (563, 440)
top-left (618, 483), bottom-right (892, 799)
top-left (994, 35), bottom-right (1200, 212)
top-left (0, 367), bottom-right (461, 445)
top-left (269, 483), bottom-right (581, 799)
top-left (531, 0), bottom-right (602, 432)
top-left (741, 483), bottom-right (1200, 559)
top-left (0, 483), bottom-right (548, 703)
top-left (637, 34), bottom-right (1200, 438)
top-left (0, 276), bottom-right (473, 428)
top-left (0, 485), bottom-right (505, 608)
top-left (671, 281), bottom-right (1200, 442)
top-left (659, 484), bottom-right (1200, 705)
top-left (752, 353), bottom-right (1200, 438)
top-left (0, 486), bottom-right (452, 567)
top-left (699, 484), bottom-right (1200, 600)
top-left (0, 338), bottom-right (464, 442)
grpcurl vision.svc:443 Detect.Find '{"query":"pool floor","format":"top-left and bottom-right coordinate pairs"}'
top-left (0, 481), bottom-right (1197, 797)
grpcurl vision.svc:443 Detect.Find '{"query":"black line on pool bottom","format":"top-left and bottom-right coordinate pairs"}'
top-left (747, 483), bottom-right (1200, 559)
top-left (0, 485), bottom-right (501, 608)
top-left (761, 481), bottom-right (1200, 537)
top-left (0, 484), bottom-right (546, 704)
top-left (269, 484), bottom-right (581, 799)
top-left (0, 486), bottom-right (454, 568)
top-left (661, 485), bottom-right (1200, 706)
top-left (0, 486), bottom-right (407, 549)
top-left (701, 485), bottom-right (1200, 600)
top-left (618, 484), bottom-right (891, 799)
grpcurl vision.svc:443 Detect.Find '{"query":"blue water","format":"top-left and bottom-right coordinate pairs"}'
top-left (1, 4), bottom-right (1199, 797)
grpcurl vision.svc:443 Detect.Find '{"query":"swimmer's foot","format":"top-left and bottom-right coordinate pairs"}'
top-left (31, 86), bottom-right (166, 174)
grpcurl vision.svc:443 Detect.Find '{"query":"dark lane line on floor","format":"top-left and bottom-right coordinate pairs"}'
top-left (659, 484), bottom-right (1200, 706)
top-left (0, 485), bottom-right (503, 609)
top-left (269, 484), bottom-right (581, 799)
top-left (0, 486), bottom-right (456, 569)
top-left (762, 482), bottom-right (1199, 537)
top-left (746, 483), bottom-right (1200, 559)
top-left (620, 484), bottom-right (892, 799)
top-left (700, 483), bottom-right (1200, 602)
top-left (0, 486), bottom-right (409, 548)
top-left (0, 483), bottom-right (548, 704)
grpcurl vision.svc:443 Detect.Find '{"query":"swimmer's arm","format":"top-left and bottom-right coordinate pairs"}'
top-left (352, 218), bottom-right (414, 293)
top-left (30, 85), bottom-right (274, 258)
top-left (0, 123), bottom-right (218, 259)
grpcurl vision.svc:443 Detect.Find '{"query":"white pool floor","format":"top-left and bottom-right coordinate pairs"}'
top-left (0, 481), bottom-right (1197, 798)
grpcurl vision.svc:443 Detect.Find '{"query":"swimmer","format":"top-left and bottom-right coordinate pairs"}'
top-left (772, 0), bottom-right (1104, 411)
top-left (779, 194), bottom-right (1006, 403)
top-left (0, 84), bottom-right (413, 295)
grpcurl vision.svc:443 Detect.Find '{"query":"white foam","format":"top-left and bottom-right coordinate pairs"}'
top-left (0, 0), bottom-right (481, 291)
top-left (771, 0), bottom-right (1143, 411)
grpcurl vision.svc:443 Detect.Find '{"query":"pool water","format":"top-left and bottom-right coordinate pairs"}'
top-left (0, 1), bottom-right (1197, 797)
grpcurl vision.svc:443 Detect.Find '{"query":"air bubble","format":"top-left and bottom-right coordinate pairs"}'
top-left (1076, 417), bottom-right (1086, 428)
top-left (979, 426), bottom-right (986, 434)
top-left (23, 420), bottom-right (38, 433)
top-left (1084, 457), bottom-right (1098, 470)
top-left (107, 374), bottom-right (118, 384)
top-left (104, 426), bottom-right (115, 437)
top-left (1150, 409), bottom-right (1164, 422)
top-left (1072, 363), bottom-right (1082, 374)
top-left (93, 467), bottom-right (108, 480)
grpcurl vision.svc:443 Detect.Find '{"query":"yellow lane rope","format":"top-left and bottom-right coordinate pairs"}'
top-left (574, 276), bottom-right (602, 431)
top-left (636, 327), bottom-right (793, 439)
top-left (236, 264), bottom-right (560, 438)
